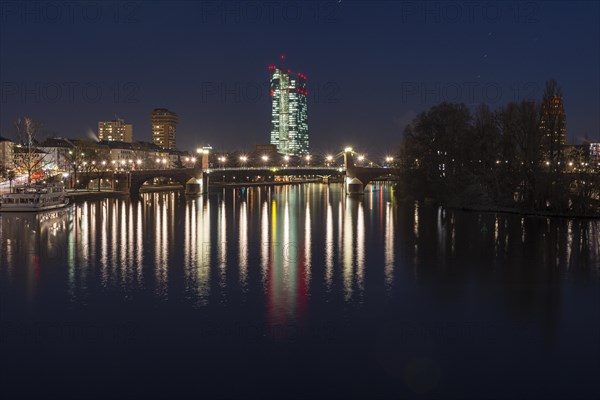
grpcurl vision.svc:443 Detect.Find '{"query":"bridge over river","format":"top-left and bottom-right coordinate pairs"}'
top-left (74, 149), bottom-right (400, 195)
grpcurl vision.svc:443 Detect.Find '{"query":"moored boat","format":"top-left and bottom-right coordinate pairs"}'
top-left (0, 183), bottom-right (70, 212)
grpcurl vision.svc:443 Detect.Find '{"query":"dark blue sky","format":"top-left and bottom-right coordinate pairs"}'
top-left (1, 1), bottom-right (599, 156)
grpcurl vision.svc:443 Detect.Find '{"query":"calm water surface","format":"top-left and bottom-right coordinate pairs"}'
top-left (1, 183), bottom-right (599, 399)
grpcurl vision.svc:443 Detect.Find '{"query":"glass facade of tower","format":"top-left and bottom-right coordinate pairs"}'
top-left (269, 66), bottom-right (309, 156)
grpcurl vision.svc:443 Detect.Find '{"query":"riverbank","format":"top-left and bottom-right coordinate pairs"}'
top-left (397, 196), bottom-right (600, 219)
top-left (66, 185), bottom-right (184, 202)
top-left (66, 190), bottom-right (128, 202)
top-left (454, 204), bottom-right (600, 220)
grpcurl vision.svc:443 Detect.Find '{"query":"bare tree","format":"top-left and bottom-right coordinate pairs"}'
top-left (13, 118), bottom-right (49, 183)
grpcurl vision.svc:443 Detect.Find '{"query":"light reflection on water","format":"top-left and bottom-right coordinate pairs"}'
top-left (1, 182), bottom-right (599, 329)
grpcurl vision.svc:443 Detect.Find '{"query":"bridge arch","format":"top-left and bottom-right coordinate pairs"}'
top-left (342, 148), bottom-right (400, 194)
top-left (129, 169), bottom-right (200, 195)
top-left (346, 169), bottom-right (400, 192)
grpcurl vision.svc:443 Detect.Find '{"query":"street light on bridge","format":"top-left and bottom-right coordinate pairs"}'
top-left (261, 155), bottom-right (269, 165)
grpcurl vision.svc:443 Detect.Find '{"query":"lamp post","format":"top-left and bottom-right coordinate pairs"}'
top-left (326, 155), bottom-right (333, 167)
top-left (262, 155), bottom-right (269, 166)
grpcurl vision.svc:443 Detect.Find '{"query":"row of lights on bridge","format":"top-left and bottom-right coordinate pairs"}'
top-left (191, 147), bottom-right (394, 165)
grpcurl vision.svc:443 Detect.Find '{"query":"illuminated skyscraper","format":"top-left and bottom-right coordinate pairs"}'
top-left (98, 118), bottom-right (133, 142)
top-left (269, 61), bottom-right (309, 156)
top-left (151, 108), bottom-right (178, 150)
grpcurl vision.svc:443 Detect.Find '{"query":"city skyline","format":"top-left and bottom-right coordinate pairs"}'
top-left (1, 2), bottom-right (598, 154)
top-left (1, 2), bottom-right (599, 399)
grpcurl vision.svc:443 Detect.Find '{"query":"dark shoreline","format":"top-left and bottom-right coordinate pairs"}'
top-left (454, 205), bottom-right (600, 220)
top-left (397, 197), bottom-right (600, 220)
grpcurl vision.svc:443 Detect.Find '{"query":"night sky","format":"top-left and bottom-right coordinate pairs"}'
top-left (1, 1), bottom-right (599, 156)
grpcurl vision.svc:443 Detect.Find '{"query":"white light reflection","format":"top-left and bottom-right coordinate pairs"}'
top-left (120, 201), bottom-right (127, 288)
top-left (135, 202), bottom-right (143, 288)
top-left (343, 199), bottom-right (353, 301)
top-left (183, 196), bottom-right (211, 306)
top-left (155, 194), bottom-right (168, 299)
top-left (304, 199), bottom-right (312, 291)
top-left (325, 201), bottom-right (334, 291)
top-left (100, 202), bottom-right (108, 287)
top-left (356, 201), bottom-right (365, 298)
top-left (437, 206), bottom-right (446, 263)
top-left (384, 201), bottom-right (395, 291)
top-left (239, 200), bottom-right (248, 290)
top-left (127, 202), bottom-right (134, 287)
top-left (566, 220), bottom-right (572, 269)
top-left (218, 199), bottom-right (227, 296)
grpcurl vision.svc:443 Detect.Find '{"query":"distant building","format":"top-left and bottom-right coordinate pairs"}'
top-left (0, 136), bottom-right (14, 170)
top-left (98, 140), bottom-right (136, 166)
top-left (38, 137), bottom-right (76, 172)
top-left (254, 143), bottom-right (278, 155)
top-left (98, 118), bottom-right (133, 142)
top-left (151, 108), bottom-right (178, 150)
top-left (269, 63), bottom-right (309, 156)
top-left (590, 143), bottom-right (600, 163)
top-left (539, 95), bottom-right (566, 159)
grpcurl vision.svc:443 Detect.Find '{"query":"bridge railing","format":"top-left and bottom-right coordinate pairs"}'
top-left (207, 166), bottom-right (343, 172)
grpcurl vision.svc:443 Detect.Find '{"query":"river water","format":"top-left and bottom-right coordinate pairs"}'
top-left (1, 183), bottom-right (599, 399)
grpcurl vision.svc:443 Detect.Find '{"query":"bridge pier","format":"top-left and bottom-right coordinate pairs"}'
top-left (345, 176), bottom-right (365, 195)
top-left (114, 174), bottom-right (130, 192)
top-left (185, 173), bottom-right (209, 195)
top-left (343, 147), bottom-right (400, 195)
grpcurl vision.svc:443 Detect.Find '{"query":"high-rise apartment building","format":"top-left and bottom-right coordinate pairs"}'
top-left (269, 63), bottom-right (309, 156)
top-left (98, 118), bottom-right (133, 142)
top-left (151, 108), bottom-right (178, 150)
top-left (539, 94), bottom-right (566, 156)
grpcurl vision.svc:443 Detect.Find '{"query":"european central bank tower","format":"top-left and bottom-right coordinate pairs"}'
top-left (269, 62), bottom-right (309, 156)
